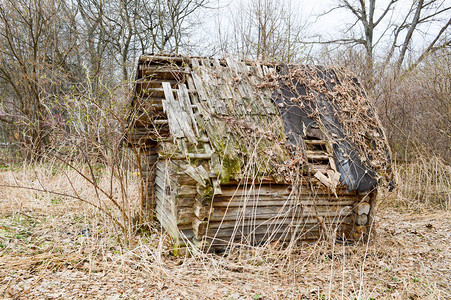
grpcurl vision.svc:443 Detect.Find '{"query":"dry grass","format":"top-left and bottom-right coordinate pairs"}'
top-left (387, 156), bottom-right (451, 212)
top-left (1, 163), bottom-right (450, 299)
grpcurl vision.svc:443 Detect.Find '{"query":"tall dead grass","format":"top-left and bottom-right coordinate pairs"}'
top-left (389, 155), bottom-right (451, 211)
top-left (1, 162), bottom-right (450, 298)
top-left (0, 160), bottom-right (142, 242)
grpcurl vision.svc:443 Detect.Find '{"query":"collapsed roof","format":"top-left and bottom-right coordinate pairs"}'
top-left (129, 55), bottom-right (393, 193)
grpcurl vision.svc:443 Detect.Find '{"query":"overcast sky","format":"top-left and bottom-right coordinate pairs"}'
top-left (194, 0), bottom-right (450, 58)
top-left (198, 0), bottom-right (362, 44)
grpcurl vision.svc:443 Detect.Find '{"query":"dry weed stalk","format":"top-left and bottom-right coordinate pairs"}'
top-left (1, 166), bottom-right (450, 298)
top-left (388, 155), bottom-right (451, 211)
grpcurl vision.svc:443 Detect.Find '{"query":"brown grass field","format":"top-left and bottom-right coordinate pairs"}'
top-left (0, 161), bottom-right (450, 299)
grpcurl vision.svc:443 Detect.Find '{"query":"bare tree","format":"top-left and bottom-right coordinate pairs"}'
top-left (76, 0), bottom-right (110, 82)
top-left (0, 0), bottom-right (210, 160)
top-left (320, 0), bottom-right (450, 88)
top-left (146, 0), bottom-right (210, 53)
top-left (392, 0), bottom-right (450, 73)
top-left (75, 0), bottom-right (209, 81)
top-left (316, 1), bottom-right (450, 160)
top-left (227, 0), bottom-right (306, 62)
top-left (0, 0), bottom-right (79, 157)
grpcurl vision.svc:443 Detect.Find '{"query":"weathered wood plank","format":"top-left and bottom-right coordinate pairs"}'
top-left (178, 184), bottom-right (198, 196)
top-left (207, 216), bottom-right (353, 230)
top-left (186, 76), bottom-right (201, 105)
top-left (140, 55), bottom-right (188, 63)
top-left (217, 184), bottom-right (344, 197)
top-left (157, 153), bottom-right (212, 160)
top-left (178, 84), bottom-right (199, 136)
top-left (212, 198), bottom-right (358, 207)
top-left (207, 226), bottom-right (324, 240)
top-left (177, 207), bottom-right (194, 225)
top-left (190, 58), bottom-right (200, 69)
top-left (137, 78), bottom-right (178, 85)
top-left (140, 87), bottom-right (196, 96)
top-left (193, 218), bottom-right (208, 239)
top-left (194, 201), bottom-right (211, 220)
top-left (162, 82), bottom-right (196, 143)
top-left (176, 197), bottom-right (196, 208)
top-left (212, 179), bottom-right (222, 195)
top-left (356, 202), bottom-right (371, 215)
top-left (306, 154), bottom-right (330, 161)
top-left (225, 57), bottom-right (238, 75)
top-left (184, 165), bottom-right (209, 187)
top-left (192, 73), bottom-right (208, 101)
top-left (209, 205), bottom-right (353, 222)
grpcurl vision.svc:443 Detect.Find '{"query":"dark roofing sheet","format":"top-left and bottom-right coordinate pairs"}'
top-left (272, 65), bottom-right (389, 192)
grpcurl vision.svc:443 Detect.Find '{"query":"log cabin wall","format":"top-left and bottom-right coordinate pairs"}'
top-left (127, 55), bottom-right (390, 250)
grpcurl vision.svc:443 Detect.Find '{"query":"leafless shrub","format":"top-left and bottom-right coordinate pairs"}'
top-left (219, 0), bottom-right (307, 63)
top-left (378, 49), bottom-right (450, 162)
top-left (0, 74), bottom-right (149, 242)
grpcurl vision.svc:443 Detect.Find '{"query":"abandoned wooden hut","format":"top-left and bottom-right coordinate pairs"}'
top-left (127, 54), bottom-right (392, 250)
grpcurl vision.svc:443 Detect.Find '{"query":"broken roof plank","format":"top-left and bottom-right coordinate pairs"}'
top-left (225, 57), bottom-right (238, 75)
top-left (162, 82), bottom-right (196, 144)
top-left (177, 84), bottom-right (199, 137)
top-left (199, 68), bottom-right (228, 115)
top-left (190, 58), bottom-right (200, 69)
top-left (192, 73), bottom-right (208, 102)
top-left (184, 165), bottom-right (209, 187)
top-left (131, 55), bottom-right (392, 193)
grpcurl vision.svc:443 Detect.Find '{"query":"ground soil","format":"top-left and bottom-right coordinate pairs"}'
top-left (1, 171), bottom-right (450, 299)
